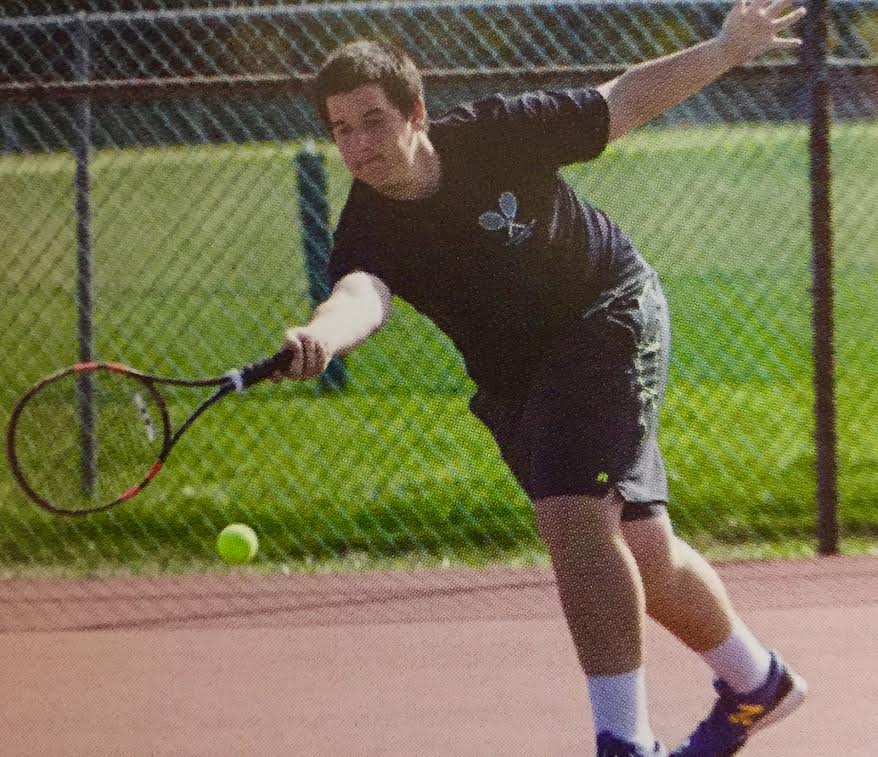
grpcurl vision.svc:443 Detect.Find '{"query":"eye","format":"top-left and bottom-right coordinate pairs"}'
top-left (333, 124), bottom-right (352, 139)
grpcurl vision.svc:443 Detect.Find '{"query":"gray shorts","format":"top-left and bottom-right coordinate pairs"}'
top-left (469, 270), bottom-right (670, 520)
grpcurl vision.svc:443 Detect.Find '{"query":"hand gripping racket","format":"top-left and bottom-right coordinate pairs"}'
top-left (6, 350), bottom-right (294, 516)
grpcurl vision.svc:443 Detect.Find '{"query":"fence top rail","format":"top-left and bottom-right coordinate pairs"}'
top-left (0, 2), bottom-right (733, 28)
top-left (3, 0), bottom-right (874, 30)
top-left (5, 58), bottom-right (869, 107)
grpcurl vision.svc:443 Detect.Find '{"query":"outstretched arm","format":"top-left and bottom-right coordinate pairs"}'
top-left (597, 0), bottom-right (807, 142)
top-left (275, 271), bottom-right (392, 381)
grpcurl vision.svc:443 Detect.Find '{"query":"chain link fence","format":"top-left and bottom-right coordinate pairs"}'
top-left (1, 1), bottom-right (876, 586)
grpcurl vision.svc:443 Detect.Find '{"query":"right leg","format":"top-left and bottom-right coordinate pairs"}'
top-left (534, 490), bottom-right (645, 675)
top-left (533, 489), bottom-right (664, 756)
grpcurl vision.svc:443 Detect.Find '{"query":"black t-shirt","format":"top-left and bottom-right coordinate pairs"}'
top-left (329, 88), bottom-right (652, 395)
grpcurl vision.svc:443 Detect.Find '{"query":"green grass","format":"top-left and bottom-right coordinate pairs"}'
top-left (1, 122), bottom-right (876, 578)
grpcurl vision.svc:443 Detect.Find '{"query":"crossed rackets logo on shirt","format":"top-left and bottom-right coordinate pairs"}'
top-left (478, 191), bottom-right (536, 247)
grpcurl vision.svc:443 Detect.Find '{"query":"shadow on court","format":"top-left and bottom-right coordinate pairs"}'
top-left (1, 556), bottom-right (874, 755)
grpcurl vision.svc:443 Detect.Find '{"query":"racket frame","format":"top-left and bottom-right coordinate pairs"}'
top-left (6, 354), bottom-right (283, 516)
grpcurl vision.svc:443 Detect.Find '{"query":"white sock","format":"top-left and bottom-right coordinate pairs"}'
top-left (587, 668), bottom-right (655, 749)
top-left (701, 621), bottom-right (773, 694)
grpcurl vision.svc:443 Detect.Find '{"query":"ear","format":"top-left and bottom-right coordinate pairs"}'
top-left (409, 98), bottom-right (427, 131)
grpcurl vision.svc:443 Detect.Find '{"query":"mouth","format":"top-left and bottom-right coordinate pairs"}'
top-left (355, 156), bottom-right (382, 172)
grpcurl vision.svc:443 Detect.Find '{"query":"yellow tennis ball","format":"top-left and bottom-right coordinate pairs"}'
top-left (216, 523), bottom-right (259, 565)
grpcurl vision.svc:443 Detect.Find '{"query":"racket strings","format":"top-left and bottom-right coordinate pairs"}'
top-left (11, 370), bottom-right (167, 513)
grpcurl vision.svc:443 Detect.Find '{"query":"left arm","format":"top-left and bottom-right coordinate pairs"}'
top-left (597, 0), bottom-right (807, 142)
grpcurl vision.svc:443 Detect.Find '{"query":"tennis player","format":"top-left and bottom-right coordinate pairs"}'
top-left (278, 2), bottom-right (808, 754)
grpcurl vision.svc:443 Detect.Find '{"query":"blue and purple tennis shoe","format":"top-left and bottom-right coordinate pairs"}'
top-left (597, 732), bottom-right (668, 757)
top-left (671, 650), bottom-right (807, 756)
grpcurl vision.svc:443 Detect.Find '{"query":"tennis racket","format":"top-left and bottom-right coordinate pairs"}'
top-left (6, 350), bottom-right (294, 516)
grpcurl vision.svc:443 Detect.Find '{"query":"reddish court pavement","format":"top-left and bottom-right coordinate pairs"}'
top-left (1, 555), bottom-right (875, 756)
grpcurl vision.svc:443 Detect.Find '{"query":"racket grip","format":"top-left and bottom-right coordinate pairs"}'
top-left (238, 349), bottom-right (294, 389)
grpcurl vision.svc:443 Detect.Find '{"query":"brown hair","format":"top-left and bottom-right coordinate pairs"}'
top-left (311, 41), bottom-right (425, 128)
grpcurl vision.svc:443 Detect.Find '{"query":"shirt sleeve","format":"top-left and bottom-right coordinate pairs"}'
top-left (438, 88), bottom-right (609, 169)
top-left (327, 192), bottom-right (378, 287)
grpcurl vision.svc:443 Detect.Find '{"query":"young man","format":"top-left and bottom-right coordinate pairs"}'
top-left (276, 1), bottom-right (808, 754)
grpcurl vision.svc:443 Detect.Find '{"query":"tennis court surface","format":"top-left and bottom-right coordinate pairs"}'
top-left (1, 555), bottom-right (874, 755)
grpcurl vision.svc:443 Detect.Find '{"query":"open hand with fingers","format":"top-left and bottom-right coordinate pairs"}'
top-left (718, 0), bottom-right (808, 66)
top-left (271, 327), bottom-right (333, 382)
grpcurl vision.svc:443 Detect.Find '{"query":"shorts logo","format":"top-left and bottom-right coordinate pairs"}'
top-left (478, 191), bottom-right (536, 247)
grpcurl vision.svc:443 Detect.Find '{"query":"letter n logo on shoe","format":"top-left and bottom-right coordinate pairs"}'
top-left (728, 703), bottom-right (765, 728)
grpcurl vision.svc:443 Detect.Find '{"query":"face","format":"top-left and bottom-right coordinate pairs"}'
top-left (326, 84), bottom-right (426, 194)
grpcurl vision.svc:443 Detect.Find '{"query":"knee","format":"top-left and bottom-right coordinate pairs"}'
top-left (532, 492), bottom-right (625, 557)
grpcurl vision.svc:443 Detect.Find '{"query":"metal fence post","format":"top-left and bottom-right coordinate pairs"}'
top-left (803, 0), bottom-right (839, 555)
top-left (73, 12), bottom-right (97, 494)
top-left (295, 140), bottom-right (347, 391)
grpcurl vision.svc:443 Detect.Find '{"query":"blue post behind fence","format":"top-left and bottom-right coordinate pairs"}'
top-left (1, 106), bottom-right (17, 153)
top-left (294, 141), bottom-right (347, 391)
top-left (73, 13), bottom-right (97, 495)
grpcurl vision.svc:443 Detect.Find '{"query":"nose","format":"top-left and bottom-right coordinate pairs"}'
top-left (347, 129), bottom-right (373, 158)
